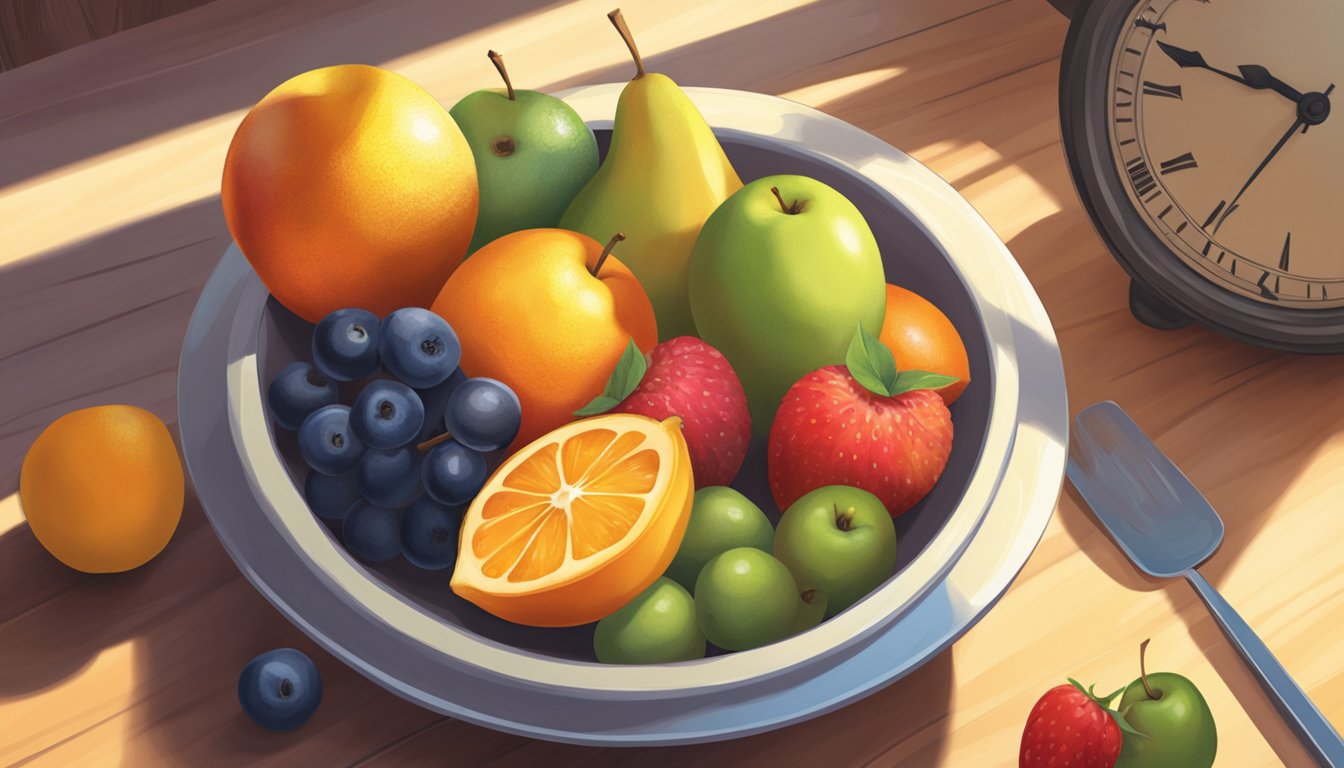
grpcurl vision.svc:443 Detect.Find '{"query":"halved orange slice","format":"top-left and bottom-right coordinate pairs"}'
top-left (451, 413), bottom-right (694, 627)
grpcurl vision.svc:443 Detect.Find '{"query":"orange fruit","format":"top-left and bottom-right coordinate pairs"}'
top-left (879, 284), bottom-right (971, 405)
top-left (431, 229), bottom-right (658, 450)
top-left (223, 64), bottom-right (478, 323)
top-left (451, 413), bottom-right (694, 627)
top-left (19, 406), bottom-right (184, 573)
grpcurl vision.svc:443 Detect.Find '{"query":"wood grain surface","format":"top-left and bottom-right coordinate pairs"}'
top-left (2, 0), bottom-right (1342, 765)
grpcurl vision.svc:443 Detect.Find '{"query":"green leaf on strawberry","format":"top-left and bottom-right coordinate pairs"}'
top-left (845, 323), bottom-right (959, 397)
top-left (574, 338), bottom-right (648, 416)
top-left (1069, 678), bottom-right (1147, 739)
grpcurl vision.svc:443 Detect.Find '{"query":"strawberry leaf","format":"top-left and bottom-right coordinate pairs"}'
top-left (889, 370), bottom-right (960, 396)
top-left (574, 338), bottom-right (647, 417)
top-left (1067, 679), bottom-right (1149, 740)
top-left (845, 323), bottom-right (898, 397)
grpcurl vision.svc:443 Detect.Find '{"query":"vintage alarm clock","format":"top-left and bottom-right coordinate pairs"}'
top-left (1058, 0), bottom-right (1343, 352)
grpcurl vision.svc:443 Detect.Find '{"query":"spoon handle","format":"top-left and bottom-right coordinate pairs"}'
top-left (1185, 569), bottom-right (1344, 767)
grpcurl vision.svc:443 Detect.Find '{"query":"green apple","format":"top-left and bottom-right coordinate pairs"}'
top-left (688, 174), bottom-right (886, 434)
top-left (449, 51), bottom-right (598, 253)
top-left (594, 577), bottom-right (705, 664)
top-left (665, 486), bottom-right (774, 591)
top-left (694, 547), bottom-right (824, 651)
top-left (774, 485), bottom-right (896, 617)
top-left (1115, 642), bottom-right (1217, 768)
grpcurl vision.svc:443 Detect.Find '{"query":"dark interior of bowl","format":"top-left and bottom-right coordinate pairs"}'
top-left (259, 128), bottom-right (994, 662)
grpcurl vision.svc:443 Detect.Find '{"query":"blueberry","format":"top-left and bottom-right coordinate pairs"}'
top-left (355, 447), bottom-right (424, 509)
top-left (379, 308), bottom-right (461, 388)
top-left (342, 503), bottom-right (403, 562)
top-left (298, 405), bottom-right (365, 475)
top-left (303, 471), bottom-right (361, 520)
top-left (445, 377), bottom-right (522, 452)
top-left (422, 440), bottom-right (490, 506)
top-left (400, 497), bottom-right (463, 570)
top-left (416, 368), bottom-right (468, 442)
top-left (312, 308), bottom-right (381, 381)
top-left (268, 362), bottom-right (338, 431)
top-left (238, 648), bottom-right (322, 732)
top-left (350, 380), bottom-right (424, 450)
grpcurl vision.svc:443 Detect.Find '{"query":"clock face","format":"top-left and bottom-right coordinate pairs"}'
top-left (1107, 0), bottom-right (1343, 309)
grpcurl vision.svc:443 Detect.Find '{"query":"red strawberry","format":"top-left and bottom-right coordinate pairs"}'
top-left (1020, 680), bottom-right (1132, 768)
top-left (768, 364), bottom-right (953, 516)
top-left (580, 336), bottom-right (751, 487)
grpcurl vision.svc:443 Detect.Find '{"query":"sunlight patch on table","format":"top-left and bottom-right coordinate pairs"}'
top-left (778, 67), bottom-right (907, 108)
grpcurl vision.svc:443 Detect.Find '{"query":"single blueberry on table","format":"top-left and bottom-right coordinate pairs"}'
top-left (297, 405), bottom-right (365, 475)
top-left (268, 361), bottom-right (338, 431)
top-left (416, 367), bottom-right (468, 442)
top-left (422, 440), bottom-right (490, 506)
top-left (342, 503), bottom-right (404, 562)
top-left (355, 447), bottom-right (424, 509)
top-left (445, 377), bottom-right (522, 452)
top-left (350, 379), bottom-right (425, 450)
top-left (238, 648), bottom-right (322, 732)
top-left (401, 497), bottom-right (463, 571)
top-left (312, 308), bottom-right (381, 381)
top-left (303, 471), bottom-right (361, 520)
top-left (379, 308), bottom-right (461, 388)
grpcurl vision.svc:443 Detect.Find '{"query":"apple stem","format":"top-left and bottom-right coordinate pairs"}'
top-left (417, 431), bottom-right (454, 453)
top-left (833, 503), bottom-right (854, 531)
top-left (770, 186), bottom-right (804, 214)
top-left (800, 589), bottom-right (817, 604)
top-left (591, 232), bottom-right (626, 278)
top-left (487, 50), bottom-right (515, 100)
top-left (1138, 638), bottom-right (1160, 700)
top-left (607, 9), bottom-right (645, 79)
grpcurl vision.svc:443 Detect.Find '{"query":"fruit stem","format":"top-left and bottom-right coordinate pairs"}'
top-left (607, 9), bottom-right (645, 79)
top-left (800, 589), bottom-right (817, 603)
top-left (770, 186), bottom-right (804, 214)
top-left (487, 50), bottom-right (514, 100)
top-left (834, 502), bottom-right (854, 531)
top-left (417, 431), bottom-right (454, 453)
top-left (1138, 638), bottom-right (1160, 700)
top-left (591, 232), bottom-right (626, 278)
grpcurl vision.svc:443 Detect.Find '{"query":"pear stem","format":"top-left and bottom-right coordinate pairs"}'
top-left (607, 9), bottom-right (645, 79)
top-left (770, 186), bottom-right (803, 214)
top-left (487, 50), bottom-right (514, 100)
top-left (591, 232), bottom-right (626, 278)
top-left (417, 431), bottom-right (454, 453)
top-left (1138, 638), bottom-right (1160, 700)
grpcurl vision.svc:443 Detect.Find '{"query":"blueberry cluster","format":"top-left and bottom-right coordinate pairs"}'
top-left (267, 307), bottom-right (521, 569)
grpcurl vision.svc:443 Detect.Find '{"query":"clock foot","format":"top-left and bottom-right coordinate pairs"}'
top-left (1128, 281), bottom-right (1191, 330)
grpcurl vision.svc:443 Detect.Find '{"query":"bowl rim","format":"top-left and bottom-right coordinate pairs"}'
top-left (182, 85), bottom-right (1059, 711)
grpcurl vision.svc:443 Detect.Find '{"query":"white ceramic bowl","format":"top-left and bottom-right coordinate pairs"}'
top-left (179, 84), bottom-right (1067, 744)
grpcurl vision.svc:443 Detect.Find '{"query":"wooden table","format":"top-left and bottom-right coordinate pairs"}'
top-left (2, 0), bottom-right (1341, 764)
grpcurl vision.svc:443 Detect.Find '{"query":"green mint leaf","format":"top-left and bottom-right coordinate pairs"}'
top-left (845, 322), bottom-right (898, 397)
top-left (573, 396), bottom-right (623, 417)
top-left (888, 370), bottom-right (960, 396)
top-left (573, 338), bottom-right (647, 417)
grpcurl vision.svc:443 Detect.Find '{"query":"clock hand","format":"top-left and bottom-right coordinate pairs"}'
top-left (1156, 42), bottom-right (1304, 103)
top-left (1211, 83), bottom-right (1334, 233)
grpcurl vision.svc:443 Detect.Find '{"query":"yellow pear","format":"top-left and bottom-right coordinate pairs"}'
top-left (560, 9), bottom-right (742, 339)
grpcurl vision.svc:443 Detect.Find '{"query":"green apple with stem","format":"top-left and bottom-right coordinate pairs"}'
top-left (689, 174), bottom-right (886, 434)
top-left (1115, 639), bottom-right (1217, 768)
top-left (450, 50), bottom-right (598, 253)
top-left (773, 485), bottom-right (897, 617)
top-left (694, 547), bottom-right (826, 651)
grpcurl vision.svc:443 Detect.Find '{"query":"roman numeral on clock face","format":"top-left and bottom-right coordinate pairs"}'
top-left (1143, 81), bottom-right (1183, 99)
top-left (1125, 157), bottom-right (1158, 197)
top-left (1159, 151), bottom-right (1198, 174)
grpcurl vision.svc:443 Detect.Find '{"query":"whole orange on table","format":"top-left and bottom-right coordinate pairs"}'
top-left (20, 405), bottom-right (184, 573)
top-left (432, 228), bottom-right (658, 449)
top-left (222, 64), bottom-right (478, 322)
top-left (879, 283), bottom-right (971, 404)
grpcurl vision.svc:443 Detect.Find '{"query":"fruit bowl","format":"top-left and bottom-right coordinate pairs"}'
top-left (179, 84), bottom-right (1067, 744)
